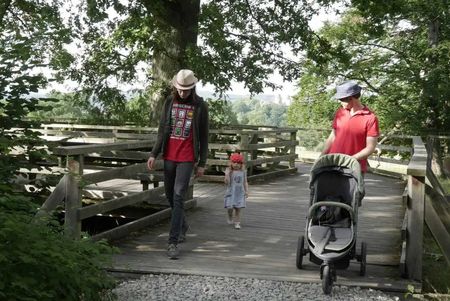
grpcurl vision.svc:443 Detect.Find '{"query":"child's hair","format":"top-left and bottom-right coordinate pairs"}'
top-left (229, 153), bottom-right (245, 170)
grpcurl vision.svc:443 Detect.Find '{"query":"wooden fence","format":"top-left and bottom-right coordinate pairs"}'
top-left (31, 123), bottom-right (298, 241)
top-left (35, 140), bottom-right (196, 241)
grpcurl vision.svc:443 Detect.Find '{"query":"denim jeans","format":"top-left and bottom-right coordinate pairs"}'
top-left (164, 160), bottom-right (194, 244)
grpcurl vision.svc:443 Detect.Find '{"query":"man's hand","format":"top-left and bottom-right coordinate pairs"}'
top-left (147, 156), bottom-right (155, 170)
top-left (195, 166), bottom-right (205, 178)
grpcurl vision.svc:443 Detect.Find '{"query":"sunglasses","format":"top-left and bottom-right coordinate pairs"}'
top-left (339, 97), bottom-right (352, 102)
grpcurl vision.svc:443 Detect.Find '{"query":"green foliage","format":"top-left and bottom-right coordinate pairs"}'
top-left (1, 4), bottom-right (117, 300)
top-left (29, 90), bottom-right (152, 126)
top-left (291, 2), bottom-right (450, 134)
top-left (232, 98), bottom-right (288, 127)
top-left (206, 98), bottom-right (238, 128)
top-left (65, 0), bottom-right (333, 123)
top-left (0, 195), bottom-right (117, 301)
top-left (287, 70), bottom-right (338, 129)
top-left (0, 0), bottom-right (72, 192)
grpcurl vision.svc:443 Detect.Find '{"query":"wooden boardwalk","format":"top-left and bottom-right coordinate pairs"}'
top-left (109, 163), bottom-right (415, 291)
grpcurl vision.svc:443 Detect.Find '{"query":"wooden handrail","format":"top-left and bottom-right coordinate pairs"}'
top-left (52, 140), bottom-right (154, 156)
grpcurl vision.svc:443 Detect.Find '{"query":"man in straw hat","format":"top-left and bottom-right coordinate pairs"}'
top-left (147, 69), bottom-right (209, 259)
top-left (321, 81), bottom-right (379, 174)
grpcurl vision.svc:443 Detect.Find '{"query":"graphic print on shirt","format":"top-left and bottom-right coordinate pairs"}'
top-left (170, 102), bottom-right (194, 140)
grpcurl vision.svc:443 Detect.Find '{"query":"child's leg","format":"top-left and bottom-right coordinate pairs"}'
top-left (234, 208), bottom-right (242, 229)
top-left (234, 208), bottom-right (241, 223)
top-left (227, 208), bottom-right (233, 224)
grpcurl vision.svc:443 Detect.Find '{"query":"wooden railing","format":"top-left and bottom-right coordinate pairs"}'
top-left (206, 126), bottom-right (298, 182)
top-left (35, 140), bottom-right (195, 241)
top-left (401, 137), bottom-right (427, 281)
top-left (36, 123), bottom-right (299, 182)
top-left (32, 123), bottom-right (299, 240)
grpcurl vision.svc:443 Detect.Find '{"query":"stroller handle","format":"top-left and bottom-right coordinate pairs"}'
top-left (308, 201), bottom-right (355, 222)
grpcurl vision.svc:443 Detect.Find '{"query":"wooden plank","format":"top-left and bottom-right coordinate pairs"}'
top-left (86, 150), bottom-right (150, 161)
top-left (425, 196), bottom-right (450, 266)
top-left (78, 186), bottom-right (167, 220)
top-left (92, 199), bottom-right (197, 241)
top-left (247, 140), bottom-right (298, 150)
top-left (406, 175), bottom-right (425, 281)
top-left (82, 162), bottom-right (153, 184)
top-left (407, 137), bottom-right (427, 177)
top-left (35, 174), bottom-right (68, 219)
top-left (401, 210), bottom-right (408, 241)
top-left (52, 140), bottom-right (154, 156)
top-left (246, 154), bottom-right (297, 167)
top-left (64, 174), bottom-right (82, 239)
top-left (42, 123), bottom-right (158, 132)
top-left (400, 241), bottom-right (407, 278)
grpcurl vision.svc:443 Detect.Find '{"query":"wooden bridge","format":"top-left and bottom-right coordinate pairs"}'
top-left (29, 124), bottom-right (450, 293)
top-left (109, 163), bottom-right (412, 291)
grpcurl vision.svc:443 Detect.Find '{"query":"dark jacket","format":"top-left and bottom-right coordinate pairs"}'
top-left (150, 94), bottom-right (209, 167)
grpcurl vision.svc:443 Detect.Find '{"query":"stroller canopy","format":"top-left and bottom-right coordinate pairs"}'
top-left (310, 154), bottom-right (365, 196)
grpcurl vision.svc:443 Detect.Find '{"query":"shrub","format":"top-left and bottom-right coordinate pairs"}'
top-left (0, 194), bottom-right (118, 301)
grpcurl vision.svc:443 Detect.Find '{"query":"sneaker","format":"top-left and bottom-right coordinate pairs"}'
top-left (167, 244), bottom-right (179, 259)
top-left (227, 217), bottom-right (233, 225)
top-left (234, 222), bottom-right (241, 230)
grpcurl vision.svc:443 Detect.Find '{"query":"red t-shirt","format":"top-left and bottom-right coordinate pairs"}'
top-left (164, 100), bottom-right (195, 162)
top-left (327, 106), bottom-right (379, 172)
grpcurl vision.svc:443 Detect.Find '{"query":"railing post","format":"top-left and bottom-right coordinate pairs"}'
top-left (64, 157), bottom-right (83, 239)
top-left (290, 131), bottom-right (297, 168)
top-left (405, 136), bottom-right (427, 281)
top-left (240, 133), bottom-right (252, 176)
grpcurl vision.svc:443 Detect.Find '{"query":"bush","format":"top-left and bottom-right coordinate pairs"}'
top-left (0, 194), bottom-right (118, 301)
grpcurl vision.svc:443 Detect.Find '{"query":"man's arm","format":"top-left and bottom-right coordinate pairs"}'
top-left (352, 136), bottom-right (378, 160)
top-left (321, 130), bottom-right (335, 155)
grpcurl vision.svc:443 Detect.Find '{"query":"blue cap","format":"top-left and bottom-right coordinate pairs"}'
top-left (333, 81), bottom-right (362, 99)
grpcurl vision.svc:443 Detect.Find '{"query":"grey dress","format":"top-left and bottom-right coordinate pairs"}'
top-left (224, 170), bottom-right (247, 208)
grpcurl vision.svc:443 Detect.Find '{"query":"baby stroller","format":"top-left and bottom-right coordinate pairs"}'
top-left (296, 154), bottom-right (367, 294)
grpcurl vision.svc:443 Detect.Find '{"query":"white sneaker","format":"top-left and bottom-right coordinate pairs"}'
top-left (227, 217), bottom-right (233, 225)
top-left (234, 222), bottom-right (241, 229)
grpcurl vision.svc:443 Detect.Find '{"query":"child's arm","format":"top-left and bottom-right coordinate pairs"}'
top-left (244, 171), bottom-right (249, 197)
top-left (224, 167), bottom-right (231, 185)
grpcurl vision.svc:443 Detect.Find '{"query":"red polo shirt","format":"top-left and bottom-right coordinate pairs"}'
top-left (327, 106), bottom-right (379, 172)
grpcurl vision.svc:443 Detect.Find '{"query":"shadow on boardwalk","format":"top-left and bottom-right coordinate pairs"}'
top-left (110, 163), bottom-right (414, 291)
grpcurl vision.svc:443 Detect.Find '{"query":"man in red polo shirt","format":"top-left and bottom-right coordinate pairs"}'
top-left (322, 81), bottom-right (379, 173)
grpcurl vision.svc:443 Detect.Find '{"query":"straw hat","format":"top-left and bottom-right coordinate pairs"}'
top-left (172, 69), bottom-right (198, 90)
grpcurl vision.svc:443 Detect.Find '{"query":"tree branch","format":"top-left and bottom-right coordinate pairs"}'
top-left (0, 0), bottom-right (12, 28)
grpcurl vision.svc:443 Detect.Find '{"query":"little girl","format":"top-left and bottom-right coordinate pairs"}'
top-left (224, 153), bottom-right (249, 229)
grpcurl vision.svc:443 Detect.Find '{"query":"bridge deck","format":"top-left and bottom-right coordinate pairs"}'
top-left (109, 163), bottom-right (416, 291)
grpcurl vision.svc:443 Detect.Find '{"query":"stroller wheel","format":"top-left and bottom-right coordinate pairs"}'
top-left (322, 265), bottom-right (333, 295)
top-left (296, 236), bottom-right (305, 269)
top-left (359, 242), bottom-right (367, 276)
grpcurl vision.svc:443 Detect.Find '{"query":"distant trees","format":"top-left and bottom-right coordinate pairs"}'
top-left (232, 98), bottom-right (288, 127)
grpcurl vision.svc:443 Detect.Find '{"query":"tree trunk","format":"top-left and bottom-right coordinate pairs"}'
top-left (145, 0), bottom-right (201, 125)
